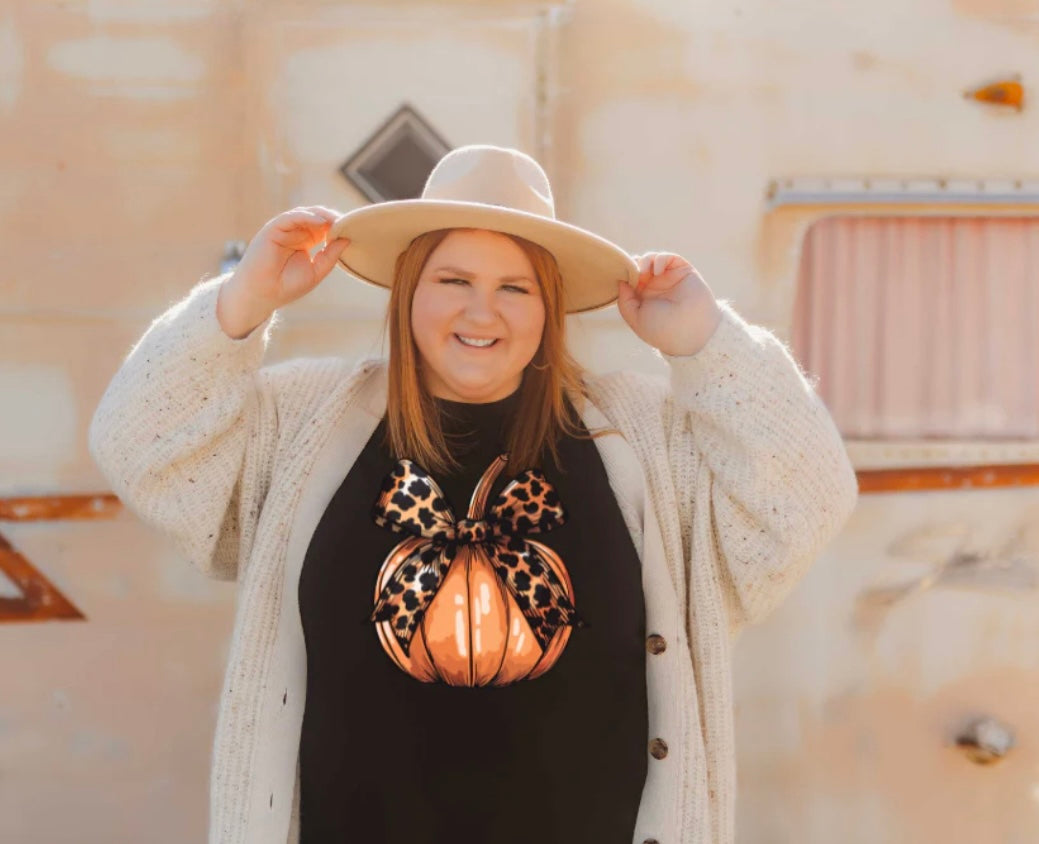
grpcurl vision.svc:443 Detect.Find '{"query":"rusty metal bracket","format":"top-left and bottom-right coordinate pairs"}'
top-left (0, 493), bottom-right (121, 623)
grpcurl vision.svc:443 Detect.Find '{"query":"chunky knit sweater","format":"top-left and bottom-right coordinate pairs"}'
top-left (88, 274), bottom-right (858, 844)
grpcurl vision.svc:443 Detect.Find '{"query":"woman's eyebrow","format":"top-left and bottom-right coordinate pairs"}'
top-left (432, 265), bottom-right (533, 283)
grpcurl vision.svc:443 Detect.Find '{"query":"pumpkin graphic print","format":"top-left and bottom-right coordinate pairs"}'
top-left (369, 454), bottom-right (581, 686)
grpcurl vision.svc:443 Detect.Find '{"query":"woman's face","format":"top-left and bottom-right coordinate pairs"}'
top-left (411, 228), bottom-right (545, 403)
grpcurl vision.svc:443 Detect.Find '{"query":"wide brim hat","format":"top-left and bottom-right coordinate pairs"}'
top-left (329, 144), bottom-right (639, 313)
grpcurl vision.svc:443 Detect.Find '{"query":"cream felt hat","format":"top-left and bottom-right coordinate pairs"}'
top-left (329, 144), bottom-right (639, 313)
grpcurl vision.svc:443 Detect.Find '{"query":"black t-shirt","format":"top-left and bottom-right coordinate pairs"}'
top-left (297, 387), bottom-right (648, 843)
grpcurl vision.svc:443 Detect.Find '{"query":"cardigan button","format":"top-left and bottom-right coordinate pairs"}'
top-left (646, 634), bottom-right (667, 655)
top-left (649, 738), bottom-right (669, 760)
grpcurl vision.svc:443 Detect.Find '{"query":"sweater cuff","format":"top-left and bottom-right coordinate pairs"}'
top-left (663, 300), bottom-right (768, 400)
top-left (170, 273), bottom-right (280, 371)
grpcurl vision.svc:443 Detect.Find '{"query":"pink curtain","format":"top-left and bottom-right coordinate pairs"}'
top-left (791, 215), bottom-right (1039, 439)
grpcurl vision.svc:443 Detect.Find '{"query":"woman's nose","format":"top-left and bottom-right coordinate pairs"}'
top-left (463, 288), bottom-right (497, 323)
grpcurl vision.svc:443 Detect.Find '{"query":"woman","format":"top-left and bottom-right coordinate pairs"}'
top-left (89, 145), bottom-right (857, 844)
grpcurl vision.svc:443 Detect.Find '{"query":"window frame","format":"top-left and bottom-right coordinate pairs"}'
top-left (761, 181), bottom-right (1039, 488)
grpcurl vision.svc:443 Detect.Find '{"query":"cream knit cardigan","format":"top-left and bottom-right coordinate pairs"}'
top-left (89, 274), bottom-right (858, 844)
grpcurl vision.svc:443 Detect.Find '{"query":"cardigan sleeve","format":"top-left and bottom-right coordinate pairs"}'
top-left (664, 300), bottom-right (858, 631)
top-left (88, 273), bottom-right (283, 582)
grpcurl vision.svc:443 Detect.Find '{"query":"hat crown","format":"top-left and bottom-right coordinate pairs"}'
top-left (421, 145), bottom-right (556, 219)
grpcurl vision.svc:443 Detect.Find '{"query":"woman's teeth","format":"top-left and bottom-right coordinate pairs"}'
top-left (456, 334), bottom-right (497, 348)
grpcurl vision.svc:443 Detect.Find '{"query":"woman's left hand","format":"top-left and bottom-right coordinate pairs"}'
top-left (616, 252), bottom-right (723, 356)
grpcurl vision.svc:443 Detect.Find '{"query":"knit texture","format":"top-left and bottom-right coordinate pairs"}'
top-left (89, 274), bottom-right (858, 844)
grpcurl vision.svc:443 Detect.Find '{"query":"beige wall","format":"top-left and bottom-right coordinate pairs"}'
top-left (736, 490), bottom-right (1039, 842)
top-left (3, 0), bottom-right (1038, 841)
top-left (4, 4), bottom-right (247, 841)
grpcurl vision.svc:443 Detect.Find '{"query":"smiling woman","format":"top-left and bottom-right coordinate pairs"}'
top-left (88, 144), bottom-right (858, 844)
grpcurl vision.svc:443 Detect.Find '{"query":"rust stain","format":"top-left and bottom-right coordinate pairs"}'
top-left (0, 531), bottom-right (85, 622)
top-left (964, 76), bottom-right (1024, 111)
top-left (857, 464), bottom-right (1039, 493)
top-left (851, 50), bottom-right (879, 71)
top-left (0, 493), bottom-right (121, 521)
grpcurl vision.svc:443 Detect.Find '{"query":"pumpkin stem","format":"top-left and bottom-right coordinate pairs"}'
top-left (467, 453), bottom-right (509, 518)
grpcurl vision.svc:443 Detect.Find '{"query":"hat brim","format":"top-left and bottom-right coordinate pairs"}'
top-left (328, 200), bottom-right (638, 313)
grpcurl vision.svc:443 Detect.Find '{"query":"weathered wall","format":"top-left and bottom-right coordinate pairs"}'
top-left (2, 0), bottom-right (1038, 841)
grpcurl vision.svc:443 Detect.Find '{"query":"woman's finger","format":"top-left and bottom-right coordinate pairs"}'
top-left (311, 237), bottom-right (351, 281)
top-left (653, 253), bottom-right (672, 276)
top-left (274, 209), bottom-right (334, 233)
top-left (305, 206), bottom-right (343, 224)
top-left (636, 253), bottom-right (655, 291)
top-left (268, 211), bottom-right (335, 253)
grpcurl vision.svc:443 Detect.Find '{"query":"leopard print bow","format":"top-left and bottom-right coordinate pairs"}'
top-left (370, 457), bottom-right (579, 654)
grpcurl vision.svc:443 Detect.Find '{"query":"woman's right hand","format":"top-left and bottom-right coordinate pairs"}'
top-left (217, 206), bottom-right (350, 339)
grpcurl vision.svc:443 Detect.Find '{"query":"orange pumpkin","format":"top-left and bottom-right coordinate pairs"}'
top-left (370, 454), bottom-right (578, 686)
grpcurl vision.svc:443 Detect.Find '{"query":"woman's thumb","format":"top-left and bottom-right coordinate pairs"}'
top-left (616, 279), bottom-right (640, 326)
top-left (312, 237), bottom-right (351, 280)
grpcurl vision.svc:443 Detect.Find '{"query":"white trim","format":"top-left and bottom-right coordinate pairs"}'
top-left (847, 439), bottom-right (1039, 470)
top-left (767, 176), bottom-right (1039, 208)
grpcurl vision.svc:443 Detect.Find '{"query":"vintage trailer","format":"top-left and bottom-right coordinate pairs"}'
top-left (2, 0), bottom-right (1036, 841)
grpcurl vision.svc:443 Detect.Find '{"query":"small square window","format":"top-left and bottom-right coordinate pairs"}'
top-left (340, 104), bottom-right (451, 202)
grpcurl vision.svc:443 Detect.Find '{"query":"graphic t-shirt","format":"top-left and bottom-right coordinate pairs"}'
top-left (297, 387), bottom-right (648, 843)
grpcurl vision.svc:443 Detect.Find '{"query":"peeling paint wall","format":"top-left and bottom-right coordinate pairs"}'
top-left (3, 0), bottom-right (1038, 841)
